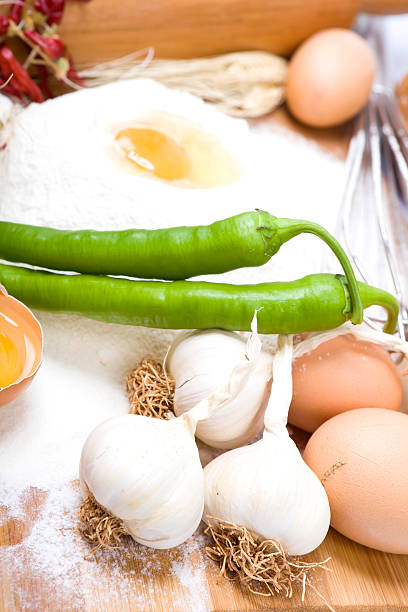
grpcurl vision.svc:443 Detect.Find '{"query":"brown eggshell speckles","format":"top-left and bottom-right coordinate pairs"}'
top-left (304, 408), bottom-right (408, 554)
top-left (0, 286), bottom-right (43, 407)
top-left (289, 335), bottom-right (401, 433)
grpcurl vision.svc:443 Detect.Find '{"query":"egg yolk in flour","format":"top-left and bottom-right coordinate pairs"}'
top-left (114, 113), bottom-right (241, 188)
top-left (116, 128), bottom-right (191, 181)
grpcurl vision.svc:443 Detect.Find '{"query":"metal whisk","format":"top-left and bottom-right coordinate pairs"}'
top-left (336, 19), bottom-right (408, 341)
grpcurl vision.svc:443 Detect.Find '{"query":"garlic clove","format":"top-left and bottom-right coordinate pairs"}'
top-left (79, 413), bottom-right (204, 549)
top-left (166, 329), bottom-right (247, 405)
top-left (203, 334), bottom-right (330, 556)
top-left (204, 434), bottom-right (330, 555)
top-left (166, 326), bottom-right (273, 449)
top-left (193, 354), bottom-right (272, 449)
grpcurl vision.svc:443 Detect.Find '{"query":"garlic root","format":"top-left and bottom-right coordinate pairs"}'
top-left (205, 517), bottom-right (331, 599)
top-left (126, 358), bottom-right (175, 419)
top-left (78, 492), bottom-right (127, 558)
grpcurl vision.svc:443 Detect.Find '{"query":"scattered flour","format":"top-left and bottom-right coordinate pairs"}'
top-left (1, 482), bottom-right (212, 611)
top-left (0, 81), bottom-right (345, 610)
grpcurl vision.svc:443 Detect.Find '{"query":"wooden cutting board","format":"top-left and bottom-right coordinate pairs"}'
top-left (1, 498), bottom-right (408, 612)
top-left (0, 108), bottom-right (407, 612)
top-left (1, 429), bottom-right (408, 612)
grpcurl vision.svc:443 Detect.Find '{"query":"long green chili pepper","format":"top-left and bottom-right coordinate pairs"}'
top-left (0, 263), bottom-right (397, 334)
top-left (0, 211), bottom-right (363, 324)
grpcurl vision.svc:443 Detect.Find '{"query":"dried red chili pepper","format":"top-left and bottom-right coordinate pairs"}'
top-left (9, 3), bottom-right (23, 24)
top-left (0, 77), bottom-right (25, 104)
top-left (0, 0), bottom-right (92, 102)
top-left (0, 17), bottom-right (9, 36)
top-left (25, 30), bottom-right (65, 60)
top-left (34, 0), bottom-right (65, 25)
top-left (36, 65), bottom-right (53, 99)
top-left (0, 44), bottom-right (43, 102)
top-left (66, 58), bottom-right (85, 86)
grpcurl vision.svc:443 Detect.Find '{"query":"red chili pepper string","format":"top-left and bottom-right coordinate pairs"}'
top-left (34, 0), bottom-right (92, 25)
top-left (36, 64), bottom-right (53, 99)
top-left (9, 3), bottom-right (22, 24)
top-left (24, 30), bottom-right (65, 60)
top-left (0, 16), bottom-right (9, 35)
top-left (0, 0), bottom-right (91, 102)
top-left (0, 76), bottom-right (26, 104)
top-left (0, 44), bottom-right (43, 102)
top-left (66, 59), bottom-right (85, 86)
top-left (33, 0), bottom-right (65, 25)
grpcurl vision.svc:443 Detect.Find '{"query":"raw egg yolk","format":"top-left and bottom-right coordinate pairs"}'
top-left (113, 112), bottom-right (242, 188)
top-left (0, 330), bottom-right (23, 388)
top-left (115, 128), bottom-right (191, 181)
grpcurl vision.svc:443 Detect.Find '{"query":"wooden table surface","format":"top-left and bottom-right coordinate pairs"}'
top-left (1, 107), bottom-right (408, 612)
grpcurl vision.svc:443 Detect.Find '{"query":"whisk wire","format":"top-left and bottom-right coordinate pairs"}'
top-left (337, 96), bottom-right (408, 340)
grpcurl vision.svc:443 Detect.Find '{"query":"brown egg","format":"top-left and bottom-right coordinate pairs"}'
top-left (0, 284), bottom-right (43, 407)
top-left (286, 29), bottom-right (375, 127)
top-left (398, 357), bottom-right (408, 414)
top-left (289, 335), bottom-right (401, 433)
top-left (304, 408), bottom-right (408, 553)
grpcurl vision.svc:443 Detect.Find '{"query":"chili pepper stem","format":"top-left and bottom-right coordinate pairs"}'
top-left (275, 218), bottom-right (364, 325)
top-left (358, 282), bottom-right (399, 334)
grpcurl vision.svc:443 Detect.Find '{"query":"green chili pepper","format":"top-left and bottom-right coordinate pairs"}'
top-left (0, 263), bottom-right (397, 334)
top-left (0, 210), bottom-right (363, 324)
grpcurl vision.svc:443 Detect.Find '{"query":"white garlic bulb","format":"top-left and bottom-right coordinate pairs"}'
top-left (166, 324), bottom-right (273, 449)
top-left (203, 335), bottom-right (330, 556)
top-left (79, 339), bottom-right (262, 550)
top-left (80, 412), bottom-right (203, 549)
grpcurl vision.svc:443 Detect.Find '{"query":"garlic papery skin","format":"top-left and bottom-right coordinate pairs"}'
top-left (79, 412), bottom-right (204, 549)
top-left (203, 335), bottom-right (331, 556)
top-left (166, 326), bottom-right (273, 449)
top-left (293, 321), bottom-right (408, 370)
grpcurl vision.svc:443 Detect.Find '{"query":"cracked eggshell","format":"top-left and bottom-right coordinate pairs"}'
top-left (0, 285), bottom-right (43, 407)
top-left (304, 408), bottom-right (408, 553)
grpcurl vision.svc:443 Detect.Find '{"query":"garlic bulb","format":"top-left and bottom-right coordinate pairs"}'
top-left (166, 324), bottom-right (273, 449)
top-left (80, 412), bottom-right (203, 549)
top-left (203, 335), bottom-right (330, 556)
top-left (79, 337), bottom-right (263, 550)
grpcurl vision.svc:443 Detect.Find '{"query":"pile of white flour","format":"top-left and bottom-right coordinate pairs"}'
top-left (0, 81), bottom-right (345, 610)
